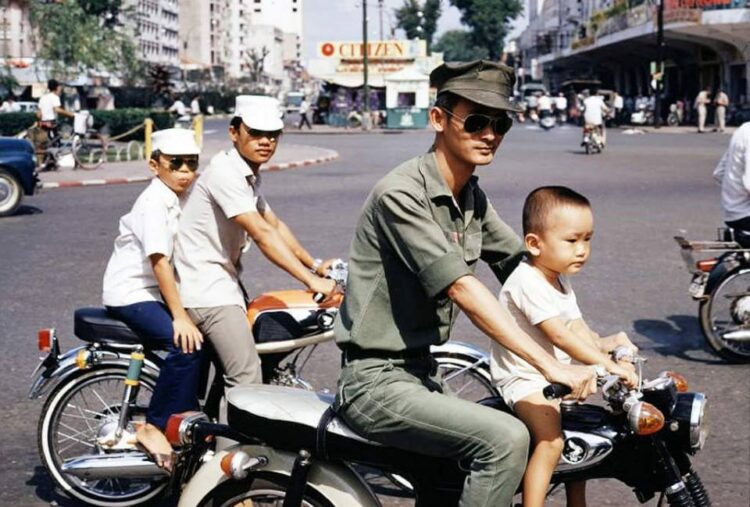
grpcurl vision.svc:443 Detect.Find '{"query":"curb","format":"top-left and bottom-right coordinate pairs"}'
top-left (40, 150), bottom-right (340, 190)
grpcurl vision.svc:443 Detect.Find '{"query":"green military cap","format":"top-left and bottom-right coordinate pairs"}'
top-left (430, 60), bottom-right (522, 112)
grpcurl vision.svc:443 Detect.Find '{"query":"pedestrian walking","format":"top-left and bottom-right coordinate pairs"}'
top-left (714, 89), bottom-right (729, 132)
top-left (695, 86), bottom-right (711, 133)
top-left (298, 97), bottom-right (312, 129)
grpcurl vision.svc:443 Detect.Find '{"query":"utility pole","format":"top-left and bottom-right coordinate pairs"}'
top-left (378, 0), bottom-right (384, 41)
top-left (654, 0), bottom-right (665, 128)
top-left (362, 0), bottom-right (370, 127)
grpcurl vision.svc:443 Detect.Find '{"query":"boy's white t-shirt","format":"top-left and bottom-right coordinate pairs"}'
top-left (490, 261), bottom-right (582, 387)
top-left (102, 178), bottom-right (181, 307)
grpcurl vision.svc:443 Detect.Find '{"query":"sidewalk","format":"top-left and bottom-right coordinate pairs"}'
top-left (38, 141), bottom-right (339, 189)
top-left (633, 125), bottom-right (737, 135)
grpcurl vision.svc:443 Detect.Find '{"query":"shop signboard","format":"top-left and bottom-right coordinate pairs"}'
top-left (664, 0), bottom-right (745, 9)
top-left (318, 40), bottom-right (427, 60)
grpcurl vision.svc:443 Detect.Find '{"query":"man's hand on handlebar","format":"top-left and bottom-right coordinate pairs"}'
top-left (313, 258), bottom-right (339, 277)
top-left (546, 363), bottom-right (598, 401)
top-left (308, 277), bottom-right (337, 302)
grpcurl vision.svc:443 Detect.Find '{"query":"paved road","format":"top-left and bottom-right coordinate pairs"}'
top-left (1, 124), bottom-right (747, 506)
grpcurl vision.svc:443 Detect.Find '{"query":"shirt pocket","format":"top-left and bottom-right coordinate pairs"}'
top-left (463, 231), bottom-right (482, 264)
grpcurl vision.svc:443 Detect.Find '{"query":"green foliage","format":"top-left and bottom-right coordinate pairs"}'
top-left (0, 112), bottom-right (37, 137)
top-left (28, 0), bottom-right (143, 83)
top-left (432, 30), bottom-right (489, 61)
top-left (148, 64), bottom-right (174, 105)
top-left (394, 0), bottom-right (442, 49)
top-left (450, 0), bottom-right (524, 59)
top-left (0, 64), bottom-right (19, 97)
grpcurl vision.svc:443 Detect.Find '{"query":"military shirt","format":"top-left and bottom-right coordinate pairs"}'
top-left (335, 150), bottom-right (524, 352)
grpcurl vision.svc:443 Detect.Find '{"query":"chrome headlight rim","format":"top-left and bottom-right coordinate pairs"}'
top-left (689, 393), bottom-right (707, 450)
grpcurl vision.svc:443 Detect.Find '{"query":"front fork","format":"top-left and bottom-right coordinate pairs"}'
top-left (653, 439), bottom-right (711, 506)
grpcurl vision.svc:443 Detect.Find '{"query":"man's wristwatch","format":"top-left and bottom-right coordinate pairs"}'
top-left (311, 258), bottom-right (323, 274)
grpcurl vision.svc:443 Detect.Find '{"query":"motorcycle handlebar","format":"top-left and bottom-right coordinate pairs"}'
top-left (543, 383), bottom-right (572, 400)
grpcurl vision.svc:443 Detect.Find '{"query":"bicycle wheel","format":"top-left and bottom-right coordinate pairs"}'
top-left (72, 134), bottom-right (107, 170)
top-left (38, 366), bottom-right (165, 506)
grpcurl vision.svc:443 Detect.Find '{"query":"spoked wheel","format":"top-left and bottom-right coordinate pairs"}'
top-left (434, 353), bottom-right (498, 402)
top-left (198, 474), bottom-right (332, 507)
top-left (699, 268), bottom-right (750, 362)
top-left (38, 367), bottom-right (165, 506)
top-left (72, 134), bottom-right (107, 170)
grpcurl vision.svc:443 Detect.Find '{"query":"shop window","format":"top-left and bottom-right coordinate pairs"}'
top-left (398, 92), bottom-right (416, 107)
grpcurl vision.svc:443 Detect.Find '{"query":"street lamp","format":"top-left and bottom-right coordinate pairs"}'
top-left (654, 0), bottom-right (665, 128)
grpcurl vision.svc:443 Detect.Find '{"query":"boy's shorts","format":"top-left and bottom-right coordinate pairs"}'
top-left (497, 376), bottom-right (551, 410)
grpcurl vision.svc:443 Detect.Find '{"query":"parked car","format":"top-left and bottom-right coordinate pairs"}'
top-left (0, 137), bottom-right (39, 216)
top-left (16, 101), bottom-right (39, 113)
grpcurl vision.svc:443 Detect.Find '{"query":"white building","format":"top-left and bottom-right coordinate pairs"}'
top-left (0, 0), bottom-right (35, 62)
top-left (129, 0), bottom-right (181, 66)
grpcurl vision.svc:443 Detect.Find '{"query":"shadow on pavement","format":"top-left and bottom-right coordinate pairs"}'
top-left (10, 205), bottom-right (43, 217)
top-left (633, 314), bottom-right (725, 364)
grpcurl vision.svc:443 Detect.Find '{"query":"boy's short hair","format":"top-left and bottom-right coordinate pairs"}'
top-left (150, 149), bottom-right (161, 161)
top-left (48, 79), bottom-right (60, 91)
top-left (522, 186), bottom-right (591, 236)
top-left (230, 116), bottom-right (243, 130)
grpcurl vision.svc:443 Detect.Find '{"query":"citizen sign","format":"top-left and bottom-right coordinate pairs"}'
top-left (318, 40), bottom-right (424, 60)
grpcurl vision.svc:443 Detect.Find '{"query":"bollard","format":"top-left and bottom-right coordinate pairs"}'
top-left (192, 114), bottom-right (204, 148)
top-left (144, 118), bottom-right (154, 159)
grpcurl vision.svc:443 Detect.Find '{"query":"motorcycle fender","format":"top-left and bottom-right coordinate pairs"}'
top-left (431, 340), bottom-right (489, 363)
top-left (178, 445), bottom-right (380, 507)
top-left (28, 346), bottom-right (160, 400)
top-left (704, 254), bottom-right (743, 297)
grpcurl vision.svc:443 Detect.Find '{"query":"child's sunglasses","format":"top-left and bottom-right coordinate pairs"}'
top-left (440, 108), bottom-right (513, 136)
top-left (163, 155), bottom-right (199, 172)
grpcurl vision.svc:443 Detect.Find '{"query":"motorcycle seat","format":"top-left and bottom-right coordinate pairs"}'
top-left (227, 386), bottom-right (459, 472)
top-left (74, 307), bottom-right (141, 345)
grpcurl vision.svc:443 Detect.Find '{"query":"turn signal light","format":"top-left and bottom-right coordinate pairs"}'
top-left (38, 328), bottom-right (53, 353)
top-left (696, 259), bottom-right (718, 273)
top-left (663, 371), bottom-right (689, 392)
top-left (220, 451), bottom-right (251, 479)
top-left (628, 402), bottom-right (665, 435)
top-left (165, 411), bottom-right (207, 446)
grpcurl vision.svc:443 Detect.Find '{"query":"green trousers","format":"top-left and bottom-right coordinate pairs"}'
top-left (335, 356), bottom-right (529, 507)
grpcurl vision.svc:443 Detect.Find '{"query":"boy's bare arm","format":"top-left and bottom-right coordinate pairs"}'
top-left (149, 254), bottom-right (203, 353)
top-left (261, 208), bottom-right (333, 275)
top-left (539, 317), bottom-right (638, 386)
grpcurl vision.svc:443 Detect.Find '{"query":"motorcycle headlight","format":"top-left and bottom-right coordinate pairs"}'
top-left (669, 393), bottom-right (708, 452)
top-left (628, 402), bottom-right (665, 435)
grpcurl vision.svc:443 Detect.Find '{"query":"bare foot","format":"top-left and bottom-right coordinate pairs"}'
top-left (136, 423), bottom-right (174, 471)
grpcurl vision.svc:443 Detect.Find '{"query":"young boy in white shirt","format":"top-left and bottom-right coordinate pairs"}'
top-left (102, 128), bottom-right (203, 470)
top-left (491, 186), bottom-right (639, 507)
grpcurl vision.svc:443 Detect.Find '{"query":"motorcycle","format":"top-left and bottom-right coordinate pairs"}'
top-left (539, 110), bottom-right (556, 131)
top-left (28, 261), bottom-right (494, 506)
top-left (581, 125), bottom-right (604, 155)
top-left (631, 101), bottom-right (654, 126)
top-left (674, 228), bottom-right (750, 362)
top-left (174, 347), bottom-right (710, 507)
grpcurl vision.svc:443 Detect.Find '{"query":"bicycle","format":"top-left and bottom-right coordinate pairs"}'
top-left (30, 112), bottom-right (108, 171)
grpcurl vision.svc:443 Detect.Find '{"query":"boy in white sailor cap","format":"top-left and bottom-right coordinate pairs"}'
top-left (103, 128), bottom-right (203, 469)
top-left (174, 96), bottom-right (336, 407)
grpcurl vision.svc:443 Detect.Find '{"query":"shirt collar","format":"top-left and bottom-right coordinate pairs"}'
top-left (420, 150), bottom-right (479, 207)
top-left (228, 147), bottom-right (261, 182)
top-left (151, 177), bottom-right (180, 209)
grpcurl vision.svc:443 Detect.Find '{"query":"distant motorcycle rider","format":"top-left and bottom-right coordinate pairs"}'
top-left (713, 122), bottom-right (750, 246)
top-left (582, 90), bottom-right (610, 147)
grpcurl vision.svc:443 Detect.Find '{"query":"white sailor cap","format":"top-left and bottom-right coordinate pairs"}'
top-left (151, 128), bottom-right (201, 156)
top-left (235, 95), bottom-right (284, 131)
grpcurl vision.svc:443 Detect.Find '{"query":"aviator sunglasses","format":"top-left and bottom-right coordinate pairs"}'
top-left (162, 155), bottom-right (199, 172)
top-left (244, 124), bottom-right (283, 141)
top-left (440, 108), bottom-right (513, 136)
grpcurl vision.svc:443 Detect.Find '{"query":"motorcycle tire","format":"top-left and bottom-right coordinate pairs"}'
top-left (698, 268), bottom-right (750, 362)
top-left (38, 366), bottom-right (164, 507)
top-left (667, 114), bottom-right (680, 127)
top-left (197, 472), bottom-right (332, 507)
top-left (585, 143), bottom-right (591, 155)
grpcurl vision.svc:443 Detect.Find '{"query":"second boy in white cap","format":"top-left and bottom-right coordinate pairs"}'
top-left (175, 96), bottom-right (336, 408)
top-left (103, 128), bottom-right (203, 469)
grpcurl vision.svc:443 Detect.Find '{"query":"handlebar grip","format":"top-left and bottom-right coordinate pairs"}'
top-left (312, 292), bottom-right (325, 304)
top-left (543, 383), bottom-right (572, 400)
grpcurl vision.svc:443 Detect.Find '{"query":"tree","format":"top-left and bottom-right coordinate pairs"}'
top-left (394, 0), bottom-right (441, 50)
top-left (450, 0), bottom-right (523, 59)
top-left (148, 64), bottom-right (173, 105)
top-left (28, 0), bottom-right (142, 82)
top-left (432, 30), bottom-right (489, 61)
top-left (246, 46), bottom-right (270, 84)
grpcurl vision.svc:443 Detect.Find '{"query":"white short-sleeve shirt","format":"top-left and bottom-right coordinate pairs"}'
top-left (39, 92), bottom-right (61, 122)
top-left (102, 178), bottom-right (181, 306)
top-left (713, 123), bottom-right (750, 222)
top-left (490, 261), bottom-right (582, 386)
top-left (583, 95), bottom-right (606, 126)
top-left (175, 148), bottom-right (269, 309)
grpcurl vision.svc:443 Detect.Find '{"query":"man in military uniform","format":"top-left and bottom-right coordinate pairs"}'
top-left (334, 60), bottom-right (597, 505)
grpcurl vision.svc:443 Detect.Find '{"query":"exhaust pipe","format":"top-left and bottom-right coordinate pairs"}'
top-left (61, 452), bottom-right (169, 480)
